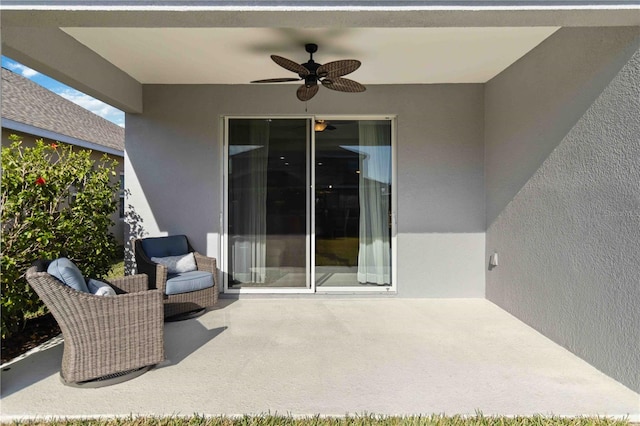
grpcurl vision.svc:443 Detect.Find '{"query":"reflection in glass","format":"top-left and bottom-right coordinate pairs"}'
top-left (315, 120), bottom-right (392, 287)
top-left (228, 119), bottom-right (308, 288)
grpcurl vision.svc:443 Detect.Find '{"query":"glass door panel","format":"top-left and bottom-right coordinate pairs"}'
top-left (314, 120), bottom-right (392, 288)
top-left (227, 118), bottom-right (309, 289)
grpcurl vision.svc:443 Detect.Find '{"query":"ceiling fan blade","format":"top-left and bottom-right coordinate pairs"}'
top-left (250, 77), bottom-right (302, 83)
top-left (297, 84), bottom-right (319, 101)
top-left (271, 55), bottom-right (310, 76)
top-left (317, 60), bottom-right (361, 78)
top-left (321, 77), bottom-right (366, 93)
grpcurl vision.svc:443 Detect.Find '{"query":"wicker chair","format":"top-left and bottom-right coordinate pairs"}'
top-left (133, 235), bottom-right (218, 320)
top-left (25, 261), bottom-right (165, 387)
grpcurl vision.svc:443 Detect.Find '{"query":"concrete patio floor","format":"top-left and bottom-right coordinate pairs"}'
top-left (1, 298), bottom-right (639, 420)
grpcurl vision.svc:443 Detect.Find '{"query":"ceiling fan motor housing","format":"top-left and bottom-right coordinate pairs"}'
top-left (302, 43), bottom-right (321, 85)
top-left (304, 74), bottom-right (318, 87)
top-left (302, 60), bottom-right (321, 87)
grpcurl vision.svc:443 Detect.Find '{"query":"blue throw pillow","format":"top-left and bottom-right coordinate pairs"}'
top-left (47, 258), bottom-right (89, 293)
top-left (87, 278), bottom-right (116, 296)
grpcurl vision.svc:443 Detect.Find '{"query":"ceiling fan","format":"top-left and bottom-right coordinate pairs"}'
top-left (250, 43), bottom-right (366, 101)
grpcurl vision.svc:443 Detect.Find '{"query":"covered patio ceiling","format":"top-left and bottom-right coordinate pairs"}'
top-left (1, 1), bottom-right (638, 112)
top-left (59, 27), bottom-right (559, 85)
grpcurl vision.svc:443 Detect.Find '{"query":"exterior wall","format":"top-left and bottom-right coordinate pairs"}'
top-left (2, 129), bottom-right (126, 245)
top-left (485, 27), bottom-right (640, 392)
top-left (126, 83), bottom-right (485, 297)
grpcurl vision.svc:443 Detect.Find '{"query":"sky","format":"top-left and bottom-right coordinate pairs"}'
top-left (2, 56), bottom-right (125, 127)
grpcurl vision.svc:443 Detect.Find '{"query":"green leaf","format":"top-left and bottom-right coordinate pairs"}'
top-left (2, 135), bottom-right (120, 339)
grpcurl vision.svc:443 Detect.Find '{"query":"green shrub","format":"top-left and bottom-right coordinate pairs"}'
top-left (1, 136), bottom-right (120, 339)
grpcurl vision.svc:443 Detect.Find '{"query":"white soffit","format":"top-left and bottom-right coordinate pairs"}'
top-left (62, 27), bottom-right (559, 84)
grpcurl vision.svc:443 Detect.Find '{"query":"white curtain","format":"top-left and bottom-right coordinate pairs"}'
top-left (357, 121), bottom-right (391, 285)
top-left (234, 120), bottom-right (270, 283)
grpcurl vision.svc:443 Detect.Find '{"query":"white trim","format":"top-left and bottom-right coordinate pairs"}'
top-left (224, 287), bottom-right (315, 295)
top-left (310, 118), bottom-right (317, 294)
top-left (222, 115), bottom-right (397, 295)
top-left (306, 118), bottom-right (313, 292)
top-left (314, 115), bottom-right (398, 294)
top-left (2, 118), bottom-right (124, 157)
top-left (2, 2), bottom-right (638, 11)
top-left (222, 116), bottom-right (230, 293)
top-left (315, 287), bottom-right (398, 294)
top-left (223, 116), bottom-right (314, 295)
top-left (391, 115), bottom-right (399, 295)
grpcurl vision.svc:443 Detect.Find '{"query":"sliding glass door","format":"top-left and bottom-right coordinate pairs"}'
top-left (227, 118), bottom-right (310, 290)
top-left (225, 116), bottom-right (394, 293)
top-left (314, 120), bottom-right (393, 289)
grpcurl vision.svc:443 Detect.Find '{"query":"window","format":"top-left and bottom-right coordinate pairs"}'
top-left (119, 173), bottom-right (125, 218)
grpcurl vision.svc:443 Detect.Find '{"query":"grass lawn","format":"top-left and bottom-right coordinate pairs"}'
top-left (316, 237), bottom-right (359, 266)
top-left (1, 415), bottom-right (635, 426)
top-left (105, 259), bottom-right (125, 279)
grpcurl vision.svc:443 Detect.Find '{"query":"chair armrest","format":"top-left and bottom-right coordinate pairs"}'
top-left (107, 274), bottom-right (149, 294)
top-left (27, 272), bottom-right (164, 332)
top-left (193, 252), bottom-right (218, 282)
top-left (140, 261), bottom-right (168, 294)
top-left (83, 289), bottom-right (164, 319)
top-left (154, 263), bottom-right (168, 293)
top-left (193, 252), bottom-right (216, 273)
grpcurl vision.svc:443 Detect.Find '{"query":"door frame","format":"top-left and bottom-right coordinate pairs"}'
top-left (221, 115), bottom-right (397, 295)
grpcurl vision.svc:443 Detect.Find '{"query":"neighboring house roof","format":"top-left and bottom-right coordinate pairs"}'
top-left (1, 67), bottom-right (124, 156)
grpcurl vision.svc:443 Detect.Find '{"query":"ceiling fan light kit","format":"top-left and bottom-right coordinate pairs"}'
top-left (314, 120), bottom-right (328, 132)
top-left (251, 43), bottom-right (366, 101)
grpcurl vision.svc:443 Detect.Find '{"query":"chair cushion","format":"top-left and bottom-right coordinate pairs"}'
top-left (87, 278), bottom-right (116, 296)
top-left (47, 258), bottom-right (89, 293)
top-left (151, 253), bottom-right (197, 274)
top-left (165, 271), bottom-right (214, 295)
top-left (141, 235), bottom-right (190, 258)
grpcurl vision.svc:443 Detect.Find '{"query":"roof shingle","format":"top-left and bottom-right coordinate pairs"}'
top-left (1, 68), bottom-right (124, 152)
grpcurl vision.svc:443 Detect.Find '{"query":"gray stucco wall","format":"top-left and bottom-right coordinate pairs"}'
top-left (126, 84), bottom-right (485, 297)
top-left (485, 27), bottom-right (640, 392)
